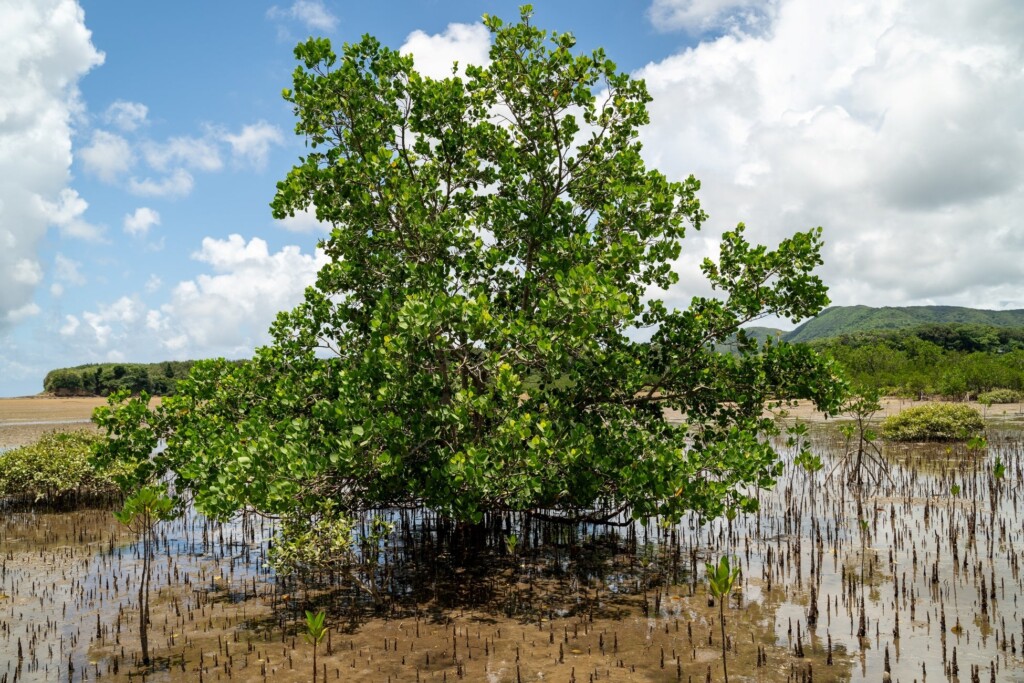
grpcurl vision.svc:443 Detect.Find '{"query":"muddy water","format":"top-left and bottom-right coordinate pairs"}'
top-left (1, 424), bottom-right (1023, 682)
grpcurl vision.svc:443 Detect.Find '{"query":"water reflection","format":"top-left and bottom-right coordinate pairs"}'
top-left (1, 424), bottom-right (1022, 681)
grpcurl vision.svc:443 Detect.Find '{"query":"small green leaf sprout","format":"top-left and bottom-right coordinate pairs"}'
top-left (304, 609), bottom-right (329, 683)
top-left (993, 457), bottom-right (1006, 480)
top-left (706, 556), bottom-right (741, 683)
top-left (504, 533), bottom-right (519, 557)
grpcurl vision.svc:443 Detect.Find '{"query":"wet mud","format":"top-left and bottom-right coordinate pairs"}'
top-left (1, 421), bottom-right (1023, 682)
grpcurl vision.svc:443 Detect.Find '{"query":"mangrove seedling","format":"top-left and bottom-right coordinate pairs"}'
top-left (830, 391), bottom-right (891, 489)
top-left (304, 609), bottom-right (329, 683)
top-left (505, 533), bottom-right (519, 557)
top-left (706, 556), bottom-right (741, 683)
top-left (993, 456), bottom-right (1006, 480)
top-left (114, 484), bottom-right (175, 667)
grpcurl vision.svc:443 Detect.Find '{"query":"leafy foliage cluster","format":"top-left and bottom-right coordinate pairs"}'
top-left (977, 388), bottom-right (1021, 405)
top-left (817, 323), bottom-right (1024, 353)
top-left (786, 305), bottom-right (1024, 343)
top-left (43, 361), bottom-right (199, 397)
top-left (94, 9), bottom-right (843, 547)
top-left (268, 502), bottom-right (355, 576)
top-left (880, 403), bottom-right (985, 442)
top-left (0, 431), bottom-right (126, 503)
top-left (812, 325), bottom-right (1024, 399)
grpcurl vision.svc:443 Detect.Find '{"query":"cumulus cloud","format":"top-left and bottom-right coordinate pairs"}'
top-left (35, 188), bottom-right (103, 240)
top-left (72, 236), bottom-right (327, 359)
top-left (79, 129), bottom-right (133, 182)
top-left (276, 204), bottom-right (331, 233)
top-left (5, 303), bottom-right (41, 325)
top-left (637, 0), bottom-right (1024, 315)
top-left (104, 99), bottom-right (148, 131)
top-left (0, 0), bottom-right (103, 332)
top-left (142, 135), bottom-right (222, 172)
top-left (123, 207), bottom-right (160, 236)
top-left (400, 23), bottom-right (491, 80)
top-left (648, 0), bottom-right (777, 35)
top-left (59, 314), bottom-right (80, 336)
top-left (222, 121), bottom-right (284, 170)
top-left (81, 296), bottom-right (144, 347)
top-left (267, 0), bottom-right (337, 31)
top-left (128, 168), bottom-right (194, 198)
top-left (53, 253), bottom-right (86, 286)
top-left (11, 259), bottom-right (44, 286)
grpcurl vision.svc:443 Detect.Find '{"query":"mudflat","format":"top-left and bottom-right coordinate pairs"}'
top-left (2, 395), bottom-right (1019, 451)
top-left (0, 396), bottom-right (108, 450)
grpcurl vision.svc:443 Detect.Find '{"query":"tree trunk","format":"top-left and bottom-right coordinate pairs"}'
top-left (140, 517), bottom-right (152, 666)
top-left (719, 600), bottom-right (729, 683)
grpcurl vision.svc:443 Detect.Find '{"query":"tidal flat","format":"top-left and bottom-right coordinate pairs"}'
top-left (1, 401), bottom-right (1023, 682)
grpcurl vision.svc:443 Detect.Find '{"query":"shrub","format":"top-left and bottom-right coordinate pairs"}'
top-left (880, 403), bottom-right (985, 442)
top-left (0, 431), bottom-right (125, 503)
top-left (45, 369), bottom-right (84, 396)
top-left (977, 389), bottom-right (1020, 405)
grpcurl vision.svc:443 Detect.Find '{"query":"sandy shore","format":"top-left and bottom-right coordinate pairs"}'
top-left (3, 394), bottom-right (1021, 452)
top-left (774, 396), bottom-right (1024, 423)
top-left (0, 396), bottom-right (108, 450)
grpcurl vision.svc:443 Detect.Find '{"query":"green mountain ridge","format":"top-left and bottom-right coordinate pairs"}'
top-left (777, 305), bottom-right (1024, 344)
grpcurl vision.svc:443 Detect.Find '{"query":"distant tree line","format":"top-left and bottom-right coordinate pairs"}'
top-left (43, 361), bottom-right (198, 396)
top-left (45, 322), bottom-right (1024, 401)
top-left (811, 324), bottom-right (1024, 400)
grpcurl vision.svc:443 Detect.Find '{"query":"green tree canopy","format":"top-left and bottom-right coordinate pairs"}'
top-left (94, 8), bottom-right (843, 529)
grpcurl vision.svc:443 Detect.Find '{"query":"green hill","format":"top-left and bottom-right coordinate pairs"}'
top-left (715, 326), bottom-right (786, 353)
top-left (784, 306), bottom-right (1024, 343)
top-left (43, 361), bottom-right (198, 396)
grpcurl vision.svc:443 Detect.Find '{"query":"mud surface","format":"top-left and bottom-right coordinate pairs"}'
top-left (0, 397), bottom-right (107, 450)
top-left (2, 406), bottom-right (1023, 682)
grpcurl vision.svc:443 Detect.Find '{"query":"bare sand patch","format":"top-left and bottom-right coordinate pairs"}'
top-left (773, 396), bottom-right (1024, 423)
top-left (0, 396), bottom-right (109, 450)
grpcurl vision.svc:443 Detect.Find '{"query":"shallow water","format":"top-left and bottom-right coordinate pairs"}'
top-left (1, 424), bottom-right (1022, 682)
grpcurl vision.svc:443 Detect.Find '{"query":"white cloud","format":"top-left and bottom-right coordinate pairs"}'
top-left (637, 0), bottom-right (1024, 315)
top-left (128, 168), bottom-right (194, 198)
top-left (11, 259), bottom-right (43, 286)
top-left (400, 23), bottom-right (491, 80)
top-left (79, 129), bottom-right (133, 182)
top-left (82, 296), bottom-right (143, 347)
top-left (267, 0), bottom-right (337, 31)
top-left (104, 100), bottom-right (148, 131)
top-left (142, 135), bottom-right (222, 172)
top-left (59, 314), bottom-right (79, 336)
top-left (71, 236), bottom-right (327, 358)
top-left (222, 121), bottom-right (284, 170)
top-left (648, 0), bottom-right (777, 34)
top-left (124, 206), bottom-right (160, 236)
top-left (5, 302), bottom-right (41, 325)
top-left (277, 204), bottom-right (331, 233)
top-left (0, 0), bottom-right (103, 332)
top-left (53, 253), bottom-right (86, 285)
top-left (35, 188), bottom-right (103, 240)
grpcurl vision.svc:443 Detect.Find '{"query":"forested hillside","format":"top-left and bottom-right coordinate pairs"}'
top-left (811, 324), bottom-right (1024, 399)
top-left (785, 305), bottom-right (1024, 343)
top-left (43, 361), bottom-right (197, 396)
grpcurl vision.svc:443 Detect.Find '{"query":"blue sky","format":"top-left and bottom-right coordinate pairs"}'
top-left (3, 0), bottom-right (1024, 396)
